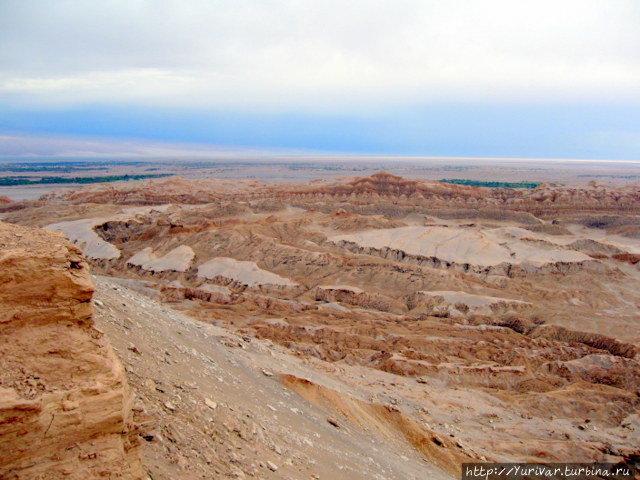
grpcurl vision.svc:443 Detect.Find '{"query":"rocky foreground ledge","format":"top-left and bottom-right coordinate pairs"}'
top-left (0, 221), bottom-right (143, 479)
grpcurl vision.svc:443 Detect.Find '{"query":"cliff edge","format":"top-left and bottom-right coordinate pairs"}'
top-left (0, 221), bottom-right (143, 479)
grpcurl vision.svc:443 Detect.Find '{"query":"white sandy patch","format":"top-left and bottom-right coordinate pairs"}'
top-left (319, 302), bottom-right (349, 311)
top-left (483, 228), bottom-right (591, 265)
top-left (128, 245), bottom-right (195, 272)
top-left (332, 226), bottom-right (510, 266)
top-left (197, 257), bottom-right (296, 286)
top-left (198, 284), bottom-right (233, 295)
top-left (331, 226), bottom-right (592, 267)
top-left (46, 205), bottom-right (172, 260)
top-left (416, 291), bottom-right (530, 309)
top-left (47, 217), bottom-right (121, 259)
top-left (488, 226), bottom-right (573, 244)
top-left (469, 225), bottom-right (640, 255)
top-left (566, 225), bottom-right (640, 254)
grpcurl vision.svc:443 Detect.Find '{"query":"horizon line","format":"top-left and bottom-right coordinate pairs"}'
top-left (0, 154), bottom-right (639, 165)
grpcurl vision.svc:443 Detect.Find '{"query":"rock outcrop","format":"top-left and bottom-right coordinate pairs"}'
top-left (0, 222), bottom-right (143, 479)
top-left (314, 285), bottom-right (407, 313)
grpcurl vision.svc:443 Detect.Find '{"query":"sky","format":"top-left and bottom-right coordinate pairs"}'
top-left (0, 0), bottom-right (639, 159)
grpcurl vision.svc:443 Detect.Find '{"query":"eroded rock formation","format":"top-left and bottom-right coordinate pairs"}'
top-left (0, 221), bottom-right (143, 480)
top-left (39, 172), bottom-right (640, 215)
top-left (5, 171), bottom-right (640, 472)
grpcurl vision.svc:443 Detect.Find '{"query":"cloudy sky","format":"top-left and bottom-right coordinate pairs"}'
top-left (1, 0), bottom-right (639, 159)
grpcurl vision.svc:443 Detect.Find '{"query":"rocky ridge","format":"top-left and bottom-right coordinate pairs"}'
top-left (34, 172), bottom-right (640, 215)
top-left (0, 222), bottom-right (143, 480)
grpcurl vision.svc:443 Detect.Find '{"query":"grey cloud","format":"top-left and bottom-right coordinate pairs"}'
top-left (1, 0), bottom-right (639, 109)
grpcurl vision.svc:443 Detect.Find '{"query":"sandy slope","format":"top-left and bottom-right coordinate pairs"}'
top-left (92, 276), bottom-right (451, 480)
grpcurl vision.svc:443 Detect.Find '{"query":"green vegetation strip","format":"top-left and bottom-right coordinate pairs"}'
top-left (439, 179), bottom-right (540, 189)
top-left (0, 173), bottom-right (173, 186)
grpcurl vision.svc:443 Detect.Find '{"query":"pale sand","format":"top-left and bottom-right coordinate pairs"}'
top-left (46, 217), bottom-right (121, 259)
top-left (198, 284), bottom-right (233, 295)
top-left (197, 257), bottom-right (297, 286)
top-left (331, 226), bottom-right (591, 267)
top-left (566, 225), bottom-right (640, 254)
top-left (415, 290), bottom-right (530, 309)
top-left (127, 245), bottom-right (195, 272)
top-left (46, 205), bottom-right (172, 260)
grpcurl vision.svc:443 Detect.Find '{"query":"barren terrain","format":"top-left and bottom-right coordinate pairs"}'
top-left (2, 158), bottom-right (639, 201)
top-left (2, 171), bottom-right (639, 478)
